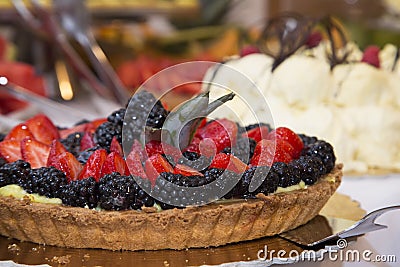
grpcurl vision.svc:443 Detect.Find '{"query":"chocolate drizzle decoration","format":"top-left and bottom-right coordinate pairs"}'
top-left (257, 14), bottom-right (350, 71)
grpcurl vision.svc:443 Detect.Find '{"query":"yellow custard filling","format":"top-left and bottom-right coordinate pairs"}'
top-left (0, 184), bottom-right (62, 204)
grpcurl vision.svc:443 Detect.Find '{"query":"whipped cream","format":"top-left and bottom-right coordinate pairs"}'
top-left (203, 44), bottom-right (400, 173)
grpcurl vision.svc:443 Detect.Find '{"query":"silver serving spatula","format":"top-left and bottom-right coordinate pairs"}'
top-left (279, 205), bottom-right (400, 247)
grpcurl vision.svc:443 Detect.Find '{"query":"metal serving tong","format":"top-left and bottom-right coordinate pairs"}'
top-left (280, 205), bottom-right (400, 247)
top-left (0, 76), bottom-right (99, 126)
top-left (11, 0), bottom-right (129, 105)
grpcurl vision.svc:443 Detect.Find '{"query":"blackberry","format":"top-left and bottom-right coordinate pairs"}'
top-left (0, 157), bottom-right (6, 168)
top-left (245, 122), bottom-right (272, 132)
top-left (177, 152), bottom-right (211, 172)
top-left (98, 172), bottom-right (153, 211)
top-left (303, 140), bottom-right (336, 173)
top-left (224, 167), bottom-right (255, 198)
top-left (270, 162), bottom-right (300, 188)
top-left (293, 156), bottom-right (325, 185)
top-left (298, 134), bottom-right (318, 146)
top-left (123, 91), bottom-right (169, 150)
top-left (0, 160), bottom-right (31, 187)
top-left (153, 170), bottom-right (221, 209)
top-left (93, 121), bottom-right (122, 150)
top-left (60, 132), bottom-right (84, 157)
top-left (77, 146), bottom-right (102, 164)
top-left (22, 167), bottom-right (68, 198)
top-left (61, 177), bottom-right (98, 209)
top-left (252, 166), bottom-right (279, 195)
top-left (0, 133), bottom-right (5, 142)
top-left (107, 108), bottom-right (126, 125)
top-left (203, 168), bottom-right (224, 182)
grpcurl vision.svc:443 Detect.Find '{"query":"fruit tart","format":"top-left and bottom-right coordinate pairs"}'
top-left (0, 90), bottom-right (341, 251)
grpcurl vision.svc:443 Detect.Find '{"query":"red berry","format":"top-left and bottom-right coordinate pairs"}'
top-left (243, 126), bottom-right (269, 142)
top-left (195, 119), bottom-right (238, 153)
top-left (306, 32), bottom-right (323, 48)
top-left (361, 45), bottom-right (380, 68)
top-left (174, 164), bottom-right (203, 177)
top-left (25, 114), bottom-right (60, 145)
top-left (0, 140), bottom-right (21, 163)
top-left (240, 45), bottom-right (260, 57)
top-left (210, 153), bottom-right (248, 173)
top-left (144, 154), bottom-right (174, 185)
top-left (109, 136), bottom-right (123, 156)
top-left (126, 149), bottom-right (147, 179)
top-left (145, 140), bottom-right (180, 162)
top-left (47, 140), bottom-right (68, 167)
top-left (49, 152), bottom-right (82, 182)
top-left (268, 127), bottom-right (303, 158)
top-left (80, 132), bottom-right (95, 151)
top-left (250, 139), bottom-right (293, 166)
top-left (21, 138), bottom-right (50, 169)
top-left (101, 151), bottom-right (129, 177)
top-left (4, 123), bottom-right (34, 142)
top-left (78, 149), bottom-right (107, 181)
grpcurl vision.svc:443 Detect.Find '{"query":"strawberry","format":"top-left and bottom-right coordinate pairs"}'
top-left (80, 132), bottom-right (95, 151)
top-left (130, 139), bottom-right (146, 162)
top-left (361, 45), bottom-right (380, 68)
top-left (267, 127), bottom-right (303, 158)
top-left (174, 164), bottom-right (203, 177)
top-left (126, 149), bottom-right (147, 178)
top-left (21, 138), bottom-right (50, 169)
top-left (110, 136), bottom-right (123, 156)
top-left (101, 151), bottom-right (129, 177)
top-left (50, 152), bottom-right (82, 182)
top-left (210, 153), bottom-right (248, 173)
top-left (145, 140), bottom-right (180, 162)
top-left (243, 126), bottom-right (269, 142)
top-left (59, 118), bottom-right (107, 139)
top-left (0, 140), bottom-right (21, 162)
top-left (25, 114), bottom-right (60, 145)
top-left (250, 139), bottom-right (292, 166)
top-left (144, 154), bottom-right (173, 185)
top-left (195, 119), bottom-right (238, 153)
top-left (47, 139), bottom-right (68, 167)
top-left (4, 123), bottom-right (34, 142)
top-left (78, 149), bottom-right (107, 181)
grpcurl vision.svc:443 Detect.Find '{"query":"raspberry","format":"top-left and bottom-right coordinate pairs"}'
top-left (361, 45), bottom-right (380, 68)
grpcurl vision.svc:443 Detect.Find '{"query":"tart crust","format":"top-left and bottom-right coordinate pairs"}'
top-left (0, 164), bottom-right (342, 251)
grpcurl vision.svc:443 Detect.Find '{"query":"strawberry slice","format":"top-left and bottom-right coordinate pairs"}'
top-left (80, 132), bottom-right (95, 151)
top-left (110, 136), bottom-right (123, 156)
top-left (195, 119), bottom-right (238, 153)
top-left (78, 149), bottom-right (107, 181)
top-left (21, 138), bottom-right (50, 169)
top-left (58, 118), bottom-right (107, 139)
top-left (101, 151), bottom-right (129, 177)
top-left (0, 140), bottom-right (22, 162)
top-left (243, 126), bottom-right (269, 143)
top-left (210, 153), bottom-right (248, 173)
top-left (268, 127), bottom-right (303, 158)
top-left (145, 140), bottom-right (181, 162)
top-left (174, 164), bottom-right (203, 177)
top-left (144, 154), bottom-right (174, 185)
top-left (126, 149), bottom-right (147, 179)
top-left (25, 114), bottom-right (60, 145)
top-left (4, 123), bottom-right (34, 142)
top-left (50, 152), bottom-right (82, 182)
top-left (46, 139), bottom-right (68, 167)
top-left (250, 139), bottom-right (292, 166)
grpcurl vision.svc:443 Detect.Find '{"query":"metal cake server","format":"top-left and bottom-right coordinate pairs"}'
top-left (279, 205), bottom-right (400, 247)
